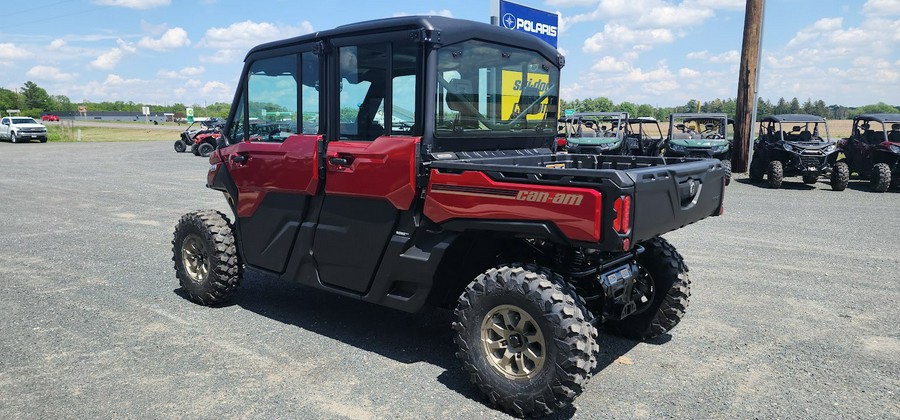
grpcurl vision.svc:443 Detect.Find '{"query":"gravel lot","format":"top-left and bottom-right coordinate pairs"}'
top-left (1, 141), bottom-right (897, 419)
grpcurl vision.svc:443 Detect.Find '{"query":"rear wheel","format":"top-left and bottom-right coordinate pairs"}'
top-left (453, 265), bottom-right (597, 417)
top-left (831, 161), bottom-right (849, 191)
top-left (605, 237), bottom-right (690, 340)
top-left (172, 210), bottom-right (242, 305)
top-left (191, 143), bottom-right (200, 156)
top-left (174, 140), bottom-right (186, 153)
top-left (749, 156), bottom-right (764, 182)
top-left (198, 142), bottom-right (215, 157)
top-left (766, 160), bottom-right (784, 189)
top-left (870, 163), bottom-right (891, 192)
top-left (721, 159), bottom-right (732, 185)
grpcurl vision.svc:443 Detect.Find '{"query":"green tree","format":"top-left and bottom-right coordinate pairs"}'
top-left (0, 87), bottom-right (18, 111)
top-left (850, 102), bottom-right (900, 117)
top-left (21, 81), bottom-right (52, 110)
top-left (635, 104), bottom-right (654, 117)
top-left (789, 97), bottom-right (801, 114)
top-left (774, 97), bottom-right (788, 114)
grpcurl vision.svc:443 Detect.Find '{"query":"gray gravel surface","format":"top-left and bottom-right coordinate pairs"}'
top-left (0, 141), bottom-right (898, 419)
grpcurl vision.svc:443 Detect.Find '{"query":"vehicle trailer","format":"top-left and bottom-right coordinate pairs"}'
top-left (172, 16), bottom-right (725, 417)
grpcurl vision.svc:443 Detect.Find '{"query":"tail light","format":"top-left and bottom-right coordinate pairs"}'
top-left (613, 195), bottom-right (632, 234)
top-left (556, 137), bottom-right (567, 148)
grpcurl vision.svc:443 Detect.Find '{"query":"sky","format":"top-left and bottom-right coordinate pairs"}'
top-left (1, 0), bottom-right (898, 108)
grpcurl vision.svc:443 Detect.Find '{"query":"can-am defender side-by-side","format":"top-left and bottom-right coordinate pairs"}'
top-left (172, 17), bottom-right (726, 417)
top-left (839, 113), bottom-right (900, 192)
top-left (663, 113), bottom-right (734, 185)
top-left (749, 114), bottom-right (847, 190)
top-left (625, 117), bottom-right (665, 157)
top-left (561, 112), bottom-right (630, 155)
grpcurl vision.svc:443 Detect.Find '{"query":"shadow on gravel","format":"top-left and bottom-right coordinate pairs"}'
top-left (732, 177), bottom-right (816, 190)
top-left (175, 270), bottom-right (648, 419)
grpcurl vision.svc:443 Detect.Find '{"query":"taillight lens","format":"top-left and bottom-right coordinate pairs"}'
top-left (613, 195), bottom-right (632, 234)
top-left (556, 137), bottom-right (567, 147)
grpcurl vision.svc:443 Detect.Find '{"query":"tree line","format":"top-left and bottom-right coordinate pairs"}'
top-left (2, 80), bottom-right (898, 122)
top-left (0, 81), bottom-right (232, 119)
top-left (561, 96), bottom-right (899, 121)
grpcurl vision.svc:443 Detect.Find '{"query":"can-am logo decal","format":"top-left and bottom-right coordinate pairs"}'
top-left (431, 184), bottom-right (584, 206)
top-left (502, 12), bottom-right (558, 36)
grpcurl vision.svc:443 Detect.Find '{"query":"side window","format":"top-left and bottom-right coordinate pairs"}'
top-left (248, 54), bottom-right (299, 142)
top-left (301, 51), bottom-right (320, 134)
top-left (391, 43), bottom-right (418, 135)
top-left (339, 44), bottom-right (387, 140)
top-left (228, 93), bottom-right (246, 144)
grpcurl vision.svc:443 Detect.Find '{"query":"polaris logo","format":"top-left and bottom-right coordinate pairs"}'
top-left (516, 190), bottom-right (583, 206)
top-left (502, 12), bottom-right (558, 37)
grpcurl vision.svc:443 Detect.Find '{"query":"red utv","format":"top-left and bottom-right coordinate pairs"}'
top-left (839, 113), bottom-right (900, 192)
top-left (172, 16), bottom-right (726, 417)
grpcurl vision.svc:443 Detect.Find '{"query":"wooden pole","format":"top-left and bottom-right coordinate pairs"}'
top-left (733, 0), bottom-right (765, 173)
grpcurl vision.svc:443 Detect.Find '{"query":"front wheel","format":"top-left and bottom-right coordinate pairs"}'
top-left (605, 237), bottom-right (690, 340)
top-left (767, 160), bottom-right (784, 189)
top-left (749, 156), bottom-right (764, 182)
top-left (870, 163), bottom-right (891, 192)
top-left (831, 161), bottom-right (849, 191)
top-left (453, 265), bottom-right (598, 417)
top-left (10, 132), bottom-right (17, 143)
top-left (174, 140), bottom-right (186, 153)
top-left (198, 142), bottom-right (215, 157)
top-left (172, 210), bottom-right (242, 305)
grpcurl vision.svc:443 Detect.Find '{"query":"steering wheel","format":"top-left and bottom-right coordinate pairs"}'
top-left (704, 133), bottom-right (724, 139)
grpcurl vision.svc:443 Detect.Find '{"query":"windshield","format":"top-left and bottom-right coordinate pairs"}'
top-left (435, 40), bottom-right (559, 137)
top-left (12, 118), bottom-right (38, 124)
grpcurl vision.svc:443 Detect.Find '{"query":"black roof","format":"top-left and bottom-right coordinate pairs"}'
top-left (246, 16), bottom-right (561, 64)
top-left (855, 113), bottom-right (900, 123)
top-left (570, 112), bottom-right (628, 119)
top-left (761, 114), bottom-right (827, 123)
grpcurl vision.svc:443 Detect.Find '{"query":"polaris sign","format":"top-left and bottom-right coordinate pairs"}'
top-left (498, 0), bottom-right (559, 47)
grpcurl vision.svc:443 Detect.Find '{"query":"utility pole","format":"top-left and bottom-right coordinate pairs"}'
top-left (734, 0), bottom-right (765, 173)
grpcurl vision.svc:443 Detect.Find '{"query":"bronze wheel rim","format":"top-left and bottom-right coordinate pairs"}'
top-left (181, 234), bottom-right (210, 283)
top-left (480, 304), bottom-right (546, 380)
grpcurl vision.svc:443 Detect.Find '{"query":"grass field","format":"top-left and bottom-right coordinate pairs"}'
top-left (46, 124), bottom-right (177, 142)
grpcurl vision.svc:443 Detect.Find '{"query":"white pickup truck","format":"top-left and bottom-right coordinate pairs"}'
top-left (0, 116), bottom-right (48, 143)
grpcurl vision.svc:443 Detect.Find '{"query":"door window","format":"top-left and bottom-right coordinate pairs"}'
top-left (301, 51), bottom-right (320, 135)
top-left (248, 54), bottom-right (299, 142)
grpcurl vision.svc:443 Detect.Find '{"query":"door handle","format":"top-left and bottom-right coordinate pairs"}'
top-left (231, 154), bottom-right (249, 164)
top-left (329, 156), bottom-right (352, 166)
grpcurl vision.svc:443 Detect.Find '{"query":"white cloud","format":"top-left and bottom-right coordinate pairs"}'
top-left (590, 56), bottom-right (631, 72)
top-left (138, 27), bottom-right (190, 51)
top-left (157, 66), bottom-right (206, 79)
top-left (90, 39), bottom-right (136, 70)
top-left (26, 65), bottom-right (77, 82)
top-left (199, 20), bottom-right (314, 64)
top-left (49, 39), bottom-right (67, 49)
top-left (583, 24), bottom-right (674, 53)
top-left (679, 68), bottom-right (701, 78)
top-left (863, 0), bottom-right (900, 16)
top-left (91, 0), bottom-right (170, 9)
top-left (91, 49), bottom-right (124, 70)
top-left (201, 81), bottom-right (232, 102)
top-left (392, 9), bottom-right (453, 17)
top-left (0, 43), bottom-right (33, 60)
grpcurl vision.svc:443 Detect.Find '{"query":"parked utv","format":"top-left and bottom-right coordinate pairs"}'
top-left (625, 117), bottom-right (665, 156)
top-left (839, 113), bottom-right (900, 192)
top-left (749, 114), bottom-right (846, 190)
top-left (173, 118), bottom-right (224, 154)
top-left (561, 112), bottom-right (629, 155)
top-left (172, 16), bottom-right (726, 418)
top-left (663, 113), bottom-right (734, 184)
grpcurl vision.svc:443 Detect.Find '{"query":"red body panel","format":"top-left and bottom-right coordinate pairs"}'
top-left (221, 134), bottom-right (321, 217)
top-left (424, 170), bottom-right (603, 243)
top-left (324, 136), bottom-right (419, 210)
